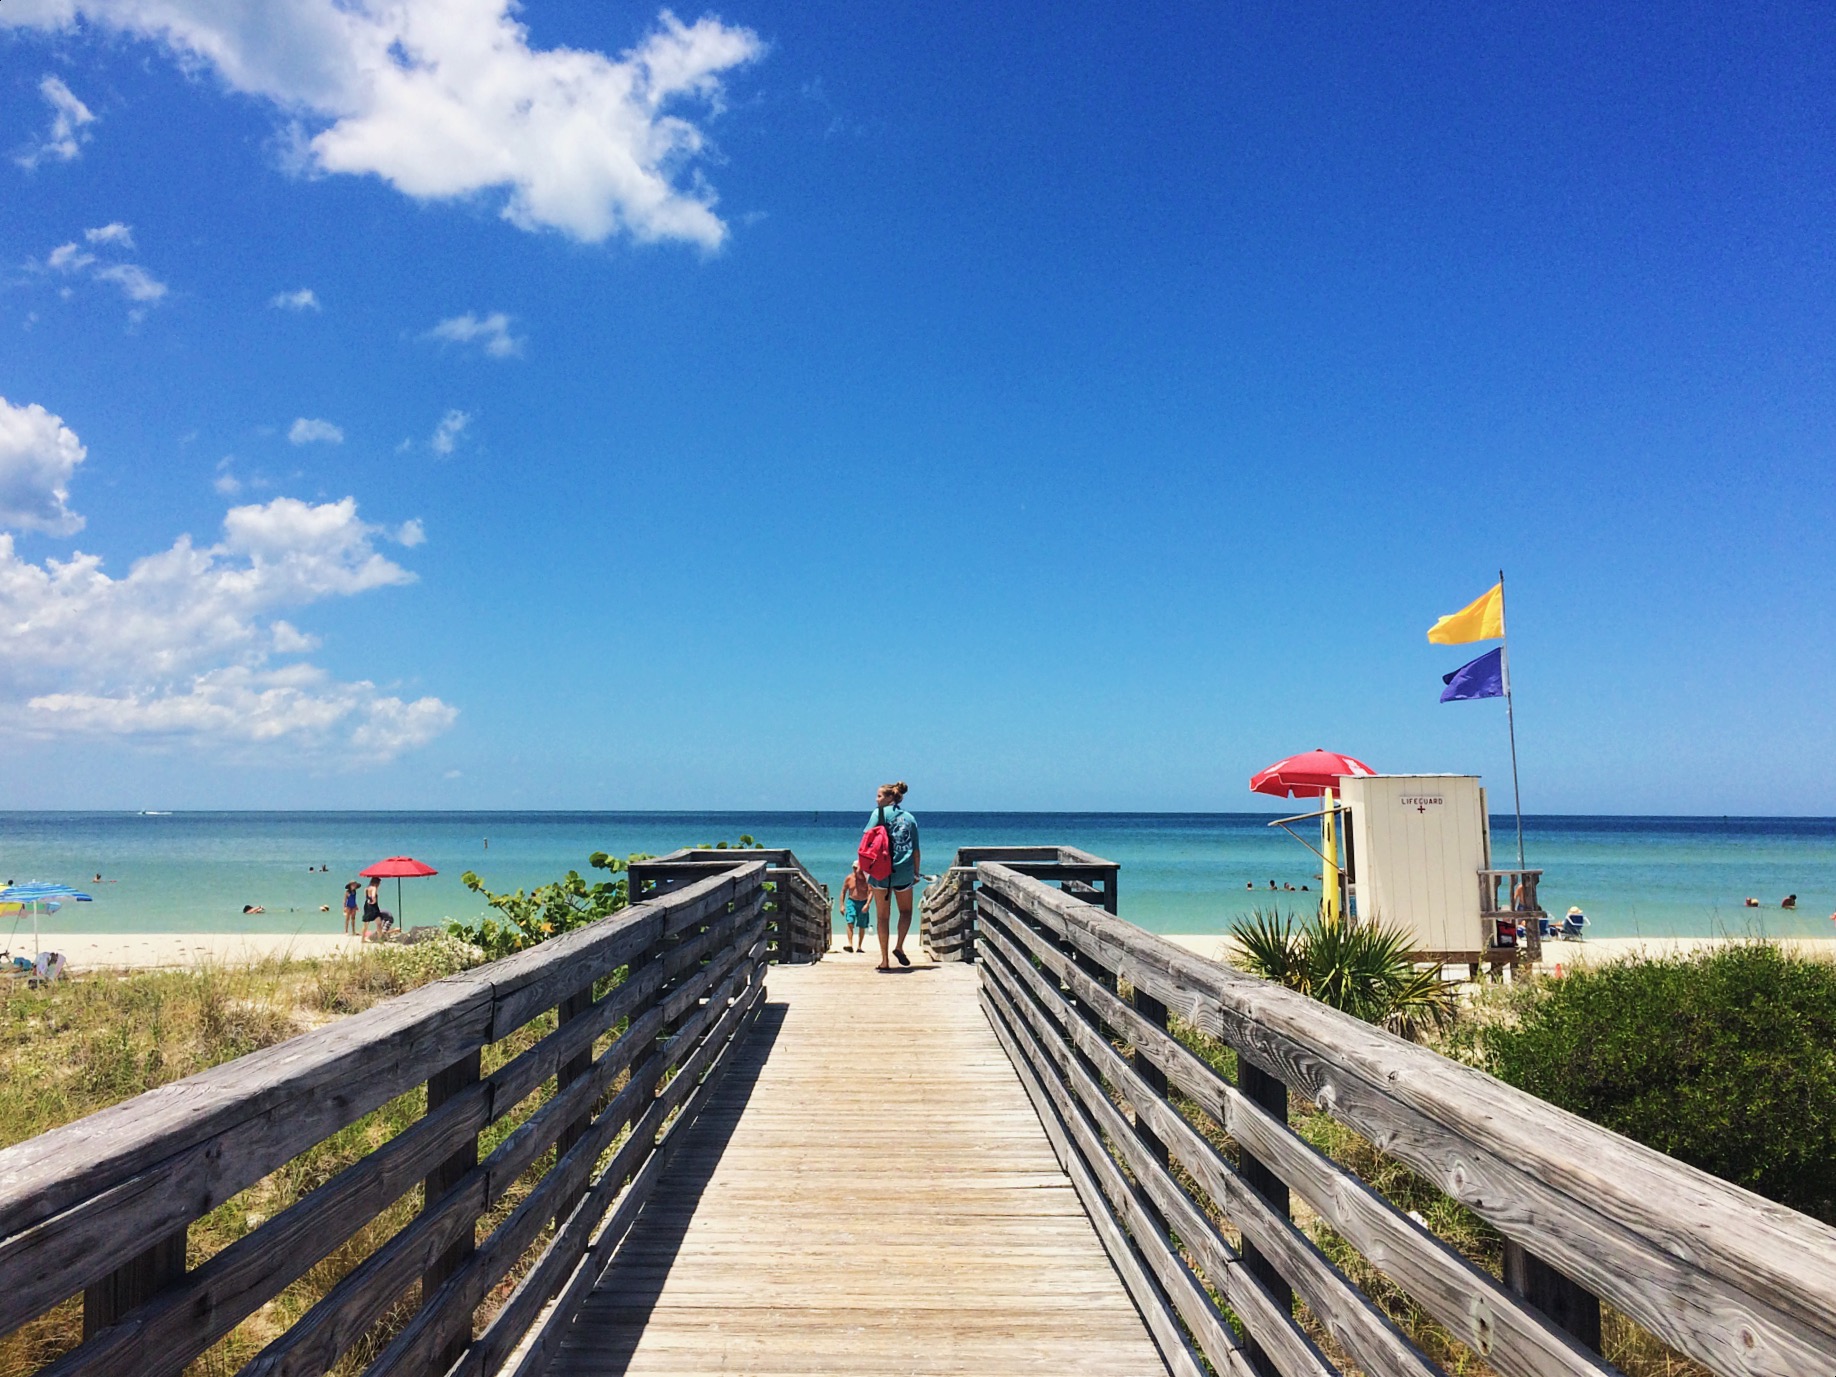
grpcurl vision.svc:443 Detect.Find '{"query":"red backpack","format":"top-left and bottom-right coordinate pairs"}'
top-left (857, 808), bottom-right (894, 880)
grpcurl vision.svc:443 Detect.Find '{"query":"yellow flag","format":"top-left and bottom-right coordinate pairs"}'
top-left (1427, 582), bottom-right (1504, 644)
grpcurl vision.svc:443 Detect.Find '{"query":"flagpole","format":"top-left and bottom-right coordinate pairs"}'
top-left (1499, 568), bottom-right (1526, 872)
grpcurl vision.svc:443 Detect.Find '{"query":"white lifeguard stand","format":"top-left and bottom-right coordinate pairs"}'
top-left (1335, 774), bottom-right (1541, 972)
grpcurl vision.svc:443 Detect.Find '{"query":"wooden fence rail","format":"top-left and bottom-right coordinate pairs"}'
top-left (0, 861), bottom-right (779, 1377)
top-left (631, 849), bottom-right (831, 965)
top-left (971, 861), bottom-right (1836, 1377)
top-left (920, 846), bottom-right (1120, 963)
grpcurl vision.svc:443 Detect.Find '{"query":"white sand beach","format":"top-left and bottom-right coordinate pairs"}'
top-left (25, 931), bottom-right (369, 970)
top-left (29, 928), bottom-right (1836, 975)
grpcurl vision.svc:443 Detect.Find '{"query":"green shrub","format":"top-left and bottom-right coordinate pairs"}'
top-left (1462, 943), bottom-right (1836, 1223)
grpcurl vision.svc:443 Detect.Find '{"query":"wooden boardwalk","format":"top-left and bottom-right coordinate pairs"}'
top-left (545, 952), bottom-right (1169, 1376)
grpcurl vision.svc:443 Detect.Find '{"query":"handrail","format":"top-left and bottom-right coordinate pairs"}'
top-left (0, 862), bottom-right (777, 1377)
top-left (971, 861), bottom-right (1836, 1377)
top-left (921, 845), bottom-right (1121, 963)
top-left (631, 848), bottom-right (831, 964)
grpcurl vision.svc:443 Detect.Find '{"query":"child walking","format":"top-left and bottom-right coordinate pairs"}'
top-left (839, 864), bottom-right (875, 953)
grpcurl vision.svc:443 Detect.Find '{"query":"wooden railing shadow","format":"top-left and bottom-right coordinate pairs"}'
top-left (542, 1000), bottom-right (788, 1374)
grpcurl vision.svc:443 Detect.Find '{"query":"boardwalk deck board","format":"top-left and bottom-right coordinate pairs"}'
top-left (544, 957), bottom-right (1169, 1377)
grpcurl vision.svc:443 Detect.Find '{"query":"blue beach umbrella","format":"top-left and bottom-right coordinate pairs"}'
top-left (0, 882), bottom-right (93, 963)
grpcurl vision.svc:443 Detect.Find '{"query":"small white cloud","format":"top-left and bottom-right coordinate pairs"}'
top-left (394, 437), bottom-right (413, 454)
top-left (430, 409), bottom-right (470, 456)
top-left (213, 456), bottom-right (242, 496)
top-left (16, 76), bottom-right (96, 169)
top-left (395, 518), bottom-right (425, 547)
top-left (443, 768), bottom-right (462, 779)
top-left (95, 263), bottom-right (168, 303)
top-left (85, 223), bottom-right (135, 248)
top-left (46, 242), bottom-right (95, 273)
top-left (270, 287), bottom-right (320, 312)
top-left (289, 417), bottom-right (344, 446)
top-left (424, 311), bottom-right (523, 359)
top-left (0, 395), bottom-right (86, 535)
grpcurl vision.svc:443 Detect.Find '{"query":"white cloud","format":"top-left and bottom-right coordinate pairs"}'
top-left (213, 456), bottom-right (241, 495)
top-left (2, 2), bottom-right (764, 248)
top-left (0, 395), bottom-right (86, 535)
top-left (271, 287), bottom-right (320, 312)
top-left (16, 75), bottom-right (95, 169)
top-left (424, 311), bottom-right (522, 358)
top-left (395, 518), bottom-right (426, 547)
top-left (430, 409), bottom-right (470, 456)
top-left (289, 417), bottom-right (344, 445)
top-left (94, 262), bottom-right (168, 302)
top-left (0, 495), bottom-right (456, 758)
top-left (40, 232), bottom-right (168, 311)
top-left (46, 242), bottom-right (94, 273)
top-left (85, 222), bottom-right (135, 248)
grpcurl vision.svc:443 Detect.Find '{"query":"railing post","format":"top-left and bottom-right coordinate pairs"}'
top-left (554, 980), bottom-right (596, 1222)
top-left (1235, 1054), bottom-right (1293, 1377)
top-left (1129, 988), bottom-right (1170, 1172)
top-left (83, 1227), bottom-right (186, 1339)
top-left (423, 1048), bottom-right (482, 1369)
top-left (1503, 1240), bottom-right (1602, 1352)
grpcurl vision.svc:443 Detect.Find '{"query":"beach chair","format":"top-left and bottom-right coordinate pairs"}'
top-left (1538, 914), bottom-right (1559, 940)
top-left (1559, 909), bottom-right (1587, 940)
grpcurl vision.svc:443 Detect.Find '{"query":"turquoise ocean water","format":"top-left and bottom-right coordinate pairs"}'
top-left (1, 812), bottom-right (1831, 944)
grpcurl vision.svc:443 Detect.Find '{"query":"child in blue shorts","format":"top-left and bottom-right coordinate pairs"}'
top-left (839, 863), bottom-right (874, 953)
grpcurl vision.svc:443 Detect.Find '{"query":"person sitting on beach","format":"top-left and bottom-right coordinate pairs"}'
top-left (839, 864), bottom-right (874, 953)
top-left (1782, 894), bottom-right (1798, 909)
top-left (243, 904), bottom-right (265, 914)
top-left (1744, 897), bottom-right (1760, 907)
top-left (343, 881), bottom-right (361, 936)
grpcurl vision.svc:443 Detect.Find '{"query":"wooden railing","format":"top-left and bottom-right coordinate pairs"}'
top-left (920, 846), bottom-right (1119, 962)
top-left (0, 862), bottom-right (775, 1377)
top-left (631, 848), bottom-right (831, 964)
top-left (972, 860), bottom-right (1836, 1377)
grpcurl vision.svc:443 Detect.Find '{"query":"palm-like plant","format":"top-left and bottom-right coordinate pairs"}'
top-left (1229, 910), bottom-right (1457, 1039)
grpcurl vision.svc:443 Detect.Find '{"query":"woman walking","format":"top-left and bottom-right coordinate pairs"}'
top-left (864, 781), bottom-right (920, 970)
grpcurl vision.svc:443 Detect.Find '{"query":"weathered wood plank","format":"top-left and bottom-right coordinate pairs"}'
top-left (979, 893), bottom-right (1614, 1377)
top-left (982, 955), bottom-right (1315, 1377)
top-left (978, 914), bottom-right (1439, 1377)
top-left (978, 866), bottom-right (1836, 1377)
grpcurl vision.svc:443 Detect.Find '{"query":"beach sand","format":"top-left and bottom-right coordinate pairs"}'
top-left (26, 930), bottom-right (370, 970)
top-left (35, 929), bottom-right (1836, 975)
top-left (1163, 933), bottom-right (1836, 971)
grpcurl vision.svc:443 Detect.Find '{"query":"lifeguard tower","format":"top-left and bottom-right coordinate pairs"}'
top-left (1334, 773), bottom-right (1543, 973)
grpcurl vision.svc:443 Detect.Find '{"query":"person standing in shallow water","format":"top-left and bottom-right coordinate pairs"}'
top-left (866, 781), bottom-right (920, 970)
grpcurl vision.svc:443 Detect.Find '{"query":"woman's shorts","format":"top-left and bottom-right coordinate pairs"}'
top-left (872, 860), bottom-right (917, 893)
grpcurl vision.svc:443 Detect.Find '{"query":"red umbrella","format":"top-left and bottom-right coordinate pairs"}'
top-left (1249, 749), bottom-right (1377, 799)
top-left (360, 856), bottom-right (438, 927)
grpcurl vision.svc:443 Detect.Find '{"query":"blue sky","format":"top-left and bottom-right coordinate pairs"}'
top-left (1, 1), bottom-right (1833, 813)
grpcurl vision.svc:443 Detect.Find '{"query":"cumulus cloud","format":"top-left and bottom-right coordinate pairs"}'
top-left (424, 311), bottom-right (522, 358)
top-left (85, 222), bottom-right (134, 248)
top-left (2, 1), bottom-right (764, 248)
top-left (271, 287), bottom-right (320, 311)
top-left (430, 410), bottom-right (470, 456)
top-left (289, 417), bottom-right (344, 445)
top-left (16, 75), bottom-right (95, 169)
top-left (0, 494), bottom-right (455, 758)
top-left (395, 518), bottom-right (426, 547)
top-left (0, 396), bottom-right (86, 535)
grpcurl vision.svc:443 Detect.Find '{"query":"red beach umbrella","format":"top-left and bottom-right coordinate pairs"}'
top-left (359, 856), bottom-right (438, 928)
top-left (1249, 749), bottom-right (1377, 800)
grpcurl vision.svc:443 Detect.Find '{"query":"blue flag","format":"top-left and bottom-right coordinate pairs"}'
top-left (1440, 647), bottom-right (1505, 702)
